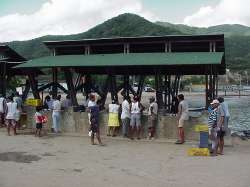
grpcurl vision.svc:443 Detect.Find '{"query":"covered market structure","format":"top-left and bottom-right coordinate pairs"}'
top-left (16, 34), bottom-right (226, 111)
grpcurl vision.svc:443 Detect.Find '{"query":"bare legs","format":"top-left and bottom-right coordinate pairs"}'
top-left (217, 137), bottom-right (224, 155)
top-left (176, 127), bottom-right (185, 144)
top-left (91, 131), bottom-right (103, 145)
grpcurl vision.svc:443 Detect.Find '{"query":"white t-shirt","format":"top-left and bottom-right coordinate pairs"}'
top-left (131, 102), bottom-right (140, 114)
top-left (0, 97), bottom-right (5, 113)
top-left (148, 102), bottom-right (158, 115)
top-left (88, 100), bottom-right (96, 107)
top-left (6, 102), bottom-right (17, 120)
top-left (109, 104), bottom-right (119, 113)
top-left (121, 100), bottom-right (130, 119)
top-left (178, 100), bottom-right (189, 120)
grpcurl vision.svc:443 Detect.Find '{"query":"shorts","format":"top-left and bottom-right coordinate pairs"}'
top-left (5, 119), bottom-right (16, 128)
top-left (217, 129), bottom-right (225, 138)
top-left (178, 119), bottom-right (185, 128)
top-left (36, 123), bottom-right (42, 129)
top-left (130, 113), bottom-right (141, 128)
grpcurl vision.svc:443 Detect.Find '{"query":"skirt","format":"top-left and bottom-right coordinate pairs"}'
top-left (108, 113), bottom-right (120, 127)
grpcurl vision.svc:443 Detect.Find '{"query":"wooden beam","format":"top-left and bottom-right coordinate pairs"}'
top-left (28, 73), bottom-right (40, 99)
top-left (52, 68), bottom-right (58, 99)
top-left (64, 69), bottom-right (78, 106)
top-left (37, 82), bottom-right (54, 92)
top-left (0, 62), bottom-right (7, 97)
top-left (22, 79), bottom-right (30, 100)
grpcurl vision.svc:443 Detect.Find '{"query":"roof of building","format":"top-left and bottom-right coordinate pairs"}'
top-left (16, 52), bottom-right (223, 68)
top-left (0, 45), bottom-right (26, 62)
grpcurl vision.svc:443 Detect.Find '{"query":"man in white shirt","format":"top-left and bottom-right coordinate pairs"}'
top-left (0, 94), bottom-right (6, 127)
top-left (5, 96), bottom-right (18, 135)
top-left (176, 94), bottom-right (189, 144)
top-left (121, 96), bottom-right (130, 138)
top-left (52, 95), bottom-right (62, 133)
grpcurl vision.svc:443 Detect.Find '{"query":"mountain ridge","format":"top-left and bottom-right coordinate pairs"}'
top-left (3, 13), bottom-right (250, 71)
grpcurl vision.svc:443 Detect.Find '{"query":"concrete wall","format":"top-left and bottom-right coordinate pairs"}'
top-left (25, 106), bottom-right (208, 140)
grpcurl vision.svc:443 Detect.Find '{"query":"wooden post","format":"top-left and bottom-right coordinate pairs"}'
top-left (136, 75), bottom-right (145, 101)
top-left (155, 73), bottom-right (163, 108)
top-left (0, 62), bottom-right (6, 97)
top-left (205, 75), bottom-right (209, 109)
top-left (110, 75), bottom-right (118, 102)
top-left (52, 68), bottom-right (58, 99)
top-left (64, 69), bottom-right (78, 106)
top-left (28, 73), bottom-right (40, 99)
top-left (22, 79), bottom-right (30, 100)
top-left (84, 74), bottom-right (92, 101)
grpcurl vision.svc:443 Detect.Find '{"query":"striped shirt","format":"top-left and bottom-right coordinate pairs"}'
top-left (208, 109), bottom-right (217, 129)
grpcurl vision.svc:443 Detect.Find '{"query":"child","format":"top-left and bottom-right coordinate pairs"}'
top-left (35, 106), bottom-right (46, 137)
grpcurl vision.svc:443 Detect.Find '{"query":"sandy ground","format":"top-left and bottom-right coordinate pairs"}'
top-left (0, 132), bottom-right (250, 187)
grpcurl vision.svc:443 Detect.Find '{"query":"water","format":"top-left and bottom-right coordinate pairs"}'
top-left (226, 96), bottom-right (250, 133)
top-left (186, 94), bottom-right (250, 133)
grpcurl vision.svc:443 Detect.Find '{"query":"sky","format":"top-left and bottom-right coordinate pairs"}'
top-left (0, 0), bottom-right (250, 42)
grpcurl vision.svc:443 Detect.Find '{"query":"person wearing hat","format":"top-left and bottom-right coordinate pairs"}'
top-left (147, 96), bottom-right (158, 140)
top-left (130, 95), bottom-right (145, 140)
top-left (0, 94), bottom-right (7, 127)
top-left (208, 99), bottom-right (220, 156)
top-left (107, 100), bottom-right (120, 137)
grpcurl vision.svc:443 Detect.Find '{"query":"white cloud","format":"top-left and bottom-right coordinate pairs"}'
top-left (0, 0), bottom-right (157, 42)
top-left (183, 0), bottom-right (250, 27)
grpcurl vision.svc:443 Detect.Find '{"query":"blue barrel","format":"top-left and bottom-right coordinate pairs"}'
top-left (199, 131), bottom-right (209, 148)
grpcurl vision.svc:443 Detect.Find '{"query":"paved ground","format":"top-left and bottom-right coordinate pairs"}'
top-left (0, 132), bottom-right (249, 187)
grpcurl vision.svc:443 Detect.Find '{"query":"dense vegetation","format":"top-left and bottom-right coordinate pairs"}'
top-left (3, 13), bottom-right (250, 71)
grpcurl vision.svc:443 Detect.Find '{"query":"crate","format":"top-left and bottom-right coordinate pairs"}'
top-left (25, 99), bottom-right (42, 107)
top-left (187, 148), bottom-right (210, 156)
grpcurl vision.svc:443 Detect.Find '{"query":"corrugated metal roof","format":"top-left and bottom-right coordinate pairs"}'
top-left (15, 52), bottom-right (224, 68)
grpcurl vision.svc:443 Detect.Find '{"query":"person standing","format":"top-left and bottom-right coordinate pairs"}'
top-left (148, 97), bottom-right (158, 140)
top-left (208, 99), bottom-right (219, 156)
top-left (87, 94), bottom-right (96, 125)
top-left (52, 95), bottom-right (62, 133)
top-left (89, 100), bottom-right (103, 145)
top-left (130, 96), bottom-right (144, 140)
top-left (0, 94), bottom-right (6, 127)
top-left (5, 96), bottom-right (18, 136)
top-left (62, 94), bottom-right (72, 109)
top-left (13, 92), bottom-right (23, 129)
top-left (107, 100), bottom-right (120, 137)
top-left (121, 96), bottom-right (130, 138)
top-left (216, 97), bottom-right (226, 155)
top-left (34, 106), bottom-right (45, 137)
top-left (176, 94), bottom-right (189, 144)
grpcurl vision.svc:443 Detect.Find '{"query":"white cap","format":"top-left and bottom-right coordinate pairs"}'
top-left (210, 99), bottom-right (219, 105)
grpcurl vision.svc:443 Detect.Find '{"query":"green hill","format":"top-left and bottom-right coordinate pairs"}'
top-left (7, 13), bottom-right (182, 60)
top-left (3, 13), bottom-right (250, 71)
top-left (157, 21), bottom-right (250, 71)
